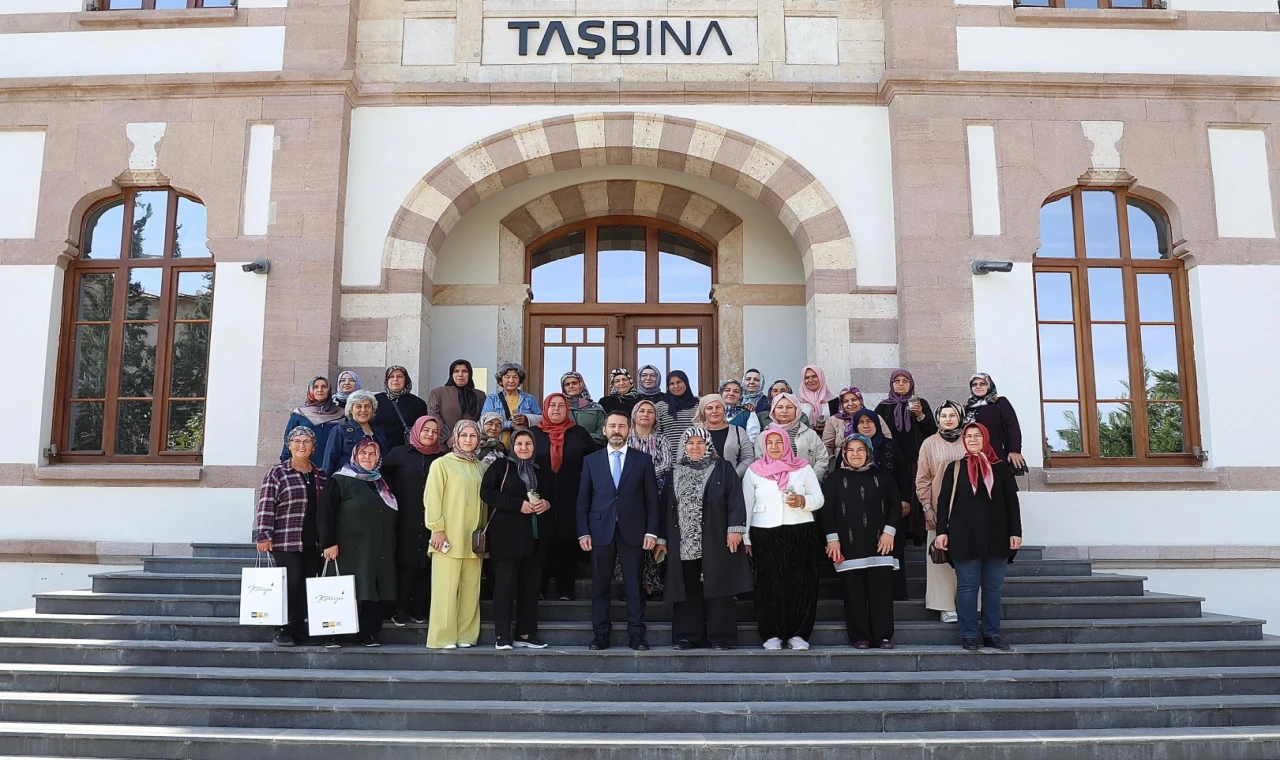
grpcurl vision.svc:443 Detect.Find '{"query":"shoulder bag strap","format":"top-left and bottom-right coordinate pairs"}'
top-left (947, 460), bottom-right (961, 515)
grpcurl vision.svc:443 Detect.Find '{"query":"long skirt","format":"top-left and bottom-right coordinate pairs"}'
top-left (924, 529), bottom-right (957, 612)
top-left (750, 522), bottom-right (818, 643)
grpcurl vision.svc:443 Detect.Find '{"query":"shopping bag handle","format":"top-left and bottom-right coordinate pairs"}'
top-left (255, 551), bottom-right (276, 568)
top-left (319, 558), bottom-right (341, 577)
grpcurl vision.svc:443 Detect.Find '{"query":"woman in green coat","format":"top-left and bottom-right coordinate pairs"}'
top-left (319, 439), bottom-right (398, 647)
top-left (561, 371), bottom-right (607, 447)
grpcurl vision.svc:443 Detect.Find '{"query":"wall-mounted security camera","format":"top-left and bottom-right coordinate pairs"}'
top-left (241, 260), bottom-right (271, 274)
top-left (971, 260), bottom-right (1014, 276)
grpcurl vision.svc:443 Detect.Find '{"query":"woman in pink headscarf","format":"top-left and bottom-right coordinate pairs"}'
top-left (742, 428), bottom-right (825, 651)
top-left (798, 365), bottom-right (837, 435)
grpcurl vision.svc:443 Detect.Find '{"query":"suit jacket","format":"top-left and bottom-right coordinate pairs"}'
top-left (576, 447), bottom-right (660, 547)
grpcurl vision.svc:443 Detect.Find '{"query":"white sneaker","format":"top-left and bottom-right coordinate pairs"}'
top-left (441, 643), bottom-right (457, 650)
top-left (762, 637), bottom-right (784, 650)
top-left (786, 637), bottom-right (810, 651)
top-left (458, 642), bottom-right (473, 648)
top-left (941, 611), bottom-right (959, 624)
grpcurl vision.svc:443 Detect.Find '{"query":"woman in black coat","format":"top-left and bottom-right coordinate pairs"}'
top-left (530, 393), bottom-right (598, 600)
top-left (371, 365), bottom-right (430, 450)
top-left (380, 415), bottom-right (444, 626)
top-left (849, 409), bottom-right (914, 601)
top-left (480, 430), bottom-right (551, 649)
top-left (820, 435), bottom-right (901, 649)
top-left (874, 370), bottom-right (936, 546)
top-left (658, 427), bottom-right (752, 650)
top-left (934, 422), bottom-right (1023, 652)
top-left (963, 373), bottom-right (1025, 472)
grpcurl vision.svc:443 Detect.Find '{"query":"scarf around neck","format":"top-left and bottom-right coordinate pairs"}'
top-left (627, 400), bottom-right (672, 476)
top-left (962, 422), bottom-right (999, 497)
top-left (832, 386), bottom-right (865, 439)
top-left (295, 376), bottom-right (346, 426)
top-left (966, 373), bottom-right (1000, 411)
top-left (445, 360), bottom-right (479, 418)
top-left (507, 431), bottom-right (539, 492)
top-left (885, 368), bottom-right (917, 433)
top-left (935, 400), bottom-right (966, 442)
top-left (409, 415), bottom-right (443, 455)
top-left (663, 370), bottom-right (698, 415)
top-left (609, 368), bottom-right (640, 403)
top-left (850, 409), bottom-right (890, 468)
top-left (538, 393), bottom-right (577, 472)
top-left (749, 428), bottom-right (808, 492)
top-left (449, 420), bottom-right (482, 463)
top-left (560, 371), bottom-right (598, 411)
top-left (336, 440), bottom-right (398, 510)
top-left (677, 426), bottom-right (719, 470)
top-left (637, 364), bottom-right (663, 399)
top-left (740, 370), bottom-right (765, 410)
top-left (839, 433), bottom-right (877, 472)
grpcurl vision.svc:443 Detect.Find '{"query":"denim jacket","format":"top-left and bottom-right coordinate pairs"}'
top-left (481, 391), bottom-right (543, 430)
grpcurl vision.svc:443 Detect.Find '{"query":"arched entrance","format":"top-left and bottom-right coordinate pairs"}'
top-left (523, 216), bottom-right (717, 399)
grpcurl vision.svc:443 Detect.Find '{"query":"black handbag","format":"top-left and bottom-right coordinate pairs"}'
top-left (471, 464), bottom-right (506, 554)
top-left (929, 461), bottom-right (960, 565)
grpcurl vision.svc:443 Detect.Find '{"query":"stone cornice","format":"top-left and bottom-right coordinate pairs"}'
top-left (879, 70), bottom-right (1280, 105)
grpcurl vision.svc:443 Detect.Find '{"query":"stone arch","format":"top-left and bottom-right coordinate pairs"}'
top-left (499, 179), bottom-right (742, 247)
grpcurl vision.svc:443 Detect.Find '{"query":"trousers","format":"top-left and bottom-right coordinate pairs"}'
top-left (270, 546), bottom-right (322, 641)
top-left (395, 563), bottom-right (431, 621)
top-left (427, 554), bottom-right (481, 648)
top-left (954, 557), bottom-right (1007, 640)
top-left (591, 536), bottom-right (645, 637)
top-left (671, 558), bottom-right (737, 646)
top-left (839, 566), bottom-right (895, 644)
top-left (492, 552), bottom-right (543, 639)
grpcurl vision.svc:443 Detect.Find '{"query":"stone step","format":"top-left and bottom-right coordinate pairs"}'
top-left (2, 691), bottom-right (1280, 733)
top-left (0, 611), bottom-right (1261, 646)
top-left (91, 570), bottom-right (1147, 599)
top-left (2, 663), bottom-right (1277, 703)
top-left (2, 723), bottom-right (1279, 760)
top-left (141, 555), bottom-right (1084, 578)
top-left (4, 638), bottom-right (1278, 674)
top-left (33, 590), bottom-right (1204, 622)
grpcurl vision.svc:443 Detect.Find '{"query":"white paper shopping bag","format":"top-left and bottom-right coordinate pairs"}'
top-left (306, 560), bottom-right (358, 637)
top-left (239, 558), bottom-right (287, 626)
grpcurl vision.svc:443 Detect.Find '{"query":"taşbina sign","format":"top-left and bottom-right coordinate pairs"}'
top-left (507, 19), bottom-right (735, 60)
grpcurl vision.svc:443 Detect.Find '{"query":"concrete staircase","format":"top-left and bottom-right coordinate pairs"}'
top-left (0, 543), bottom-right (1277, 759)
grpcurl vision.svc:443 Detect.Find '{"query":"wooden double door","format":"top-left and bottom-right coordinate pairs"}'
top-left (526, 313), bottom-right (716, 401)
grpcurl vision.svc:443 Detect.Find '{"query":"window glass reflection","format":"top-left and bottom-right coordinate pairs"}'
top-left (659, 231), bottom-right (712, 303)
top-left (531, 232), bottom-right (585, 303)
top-left (1043, 402), bottom-right (1083, 454)
top-left (1035, 271), bottom-right (1074, 321)
top-left (1038, 324), bottom-right (1079, 400)
top-left (670, 347), bottom-right (699, 395)
top-left (597, 226), bottom-right (646, 303)
top-left (1136, 273), bottom-right (1175, 323)
top-left (1087, 268), bottom-right (1125, 322)
top-left (1097, 402), bottom-right (1135, 458)
top-left (86, 202), bottom-right (124, 260)
top-left (1141, 325), bottom-right (1180, 400)
top-left (1038, 197), bottom-right (1076, 258)
top-left (1091, 324), bottom-right (1130, 400)
top-left (130, 191), bottom-right (169, 259)
top-left (1082, 191), bottom-right (1120, 259)
top-left (577, 346), bottom-right (605, 401)
top-left (1147, 402), bottom-right (1185, 454)
top-left (174, 197), bottom-right (211, 258)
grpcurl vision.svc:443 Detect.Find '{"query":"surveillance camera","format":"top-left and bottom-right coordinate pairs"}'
top-left (971, 260), bottom-right (1014, 276)
top-left (241, 260), bottom-right (270, 274)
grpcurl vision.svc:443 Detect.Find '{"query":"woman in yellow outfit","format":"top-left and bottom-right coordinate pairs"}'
top-left (425, 419), bottom-right (486, 649)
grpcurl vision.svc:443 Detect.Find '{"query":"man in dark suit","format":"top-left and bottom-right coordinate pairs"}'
top-left (577, 410), bottom-right (660, 650)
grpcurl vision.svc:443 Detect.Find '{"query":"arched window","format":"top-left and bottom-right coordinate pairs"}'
top-left (1034, 186), bottom-right (1199, 466)
top-left (524, 217), bottom-right (716, 399)
top-left (1015, 0), bottom-right (1158, 8)
top-left (53, 188), bottom-right (214, 463)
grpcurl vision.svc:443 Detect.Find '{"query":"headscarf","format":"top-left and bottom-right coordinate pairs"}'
top-left (538, 393), bottom-right (577, 473)
top-left (935, 400), bottom-right (965, 443)
top-left (718, 380), bottom-right (746, 419)
top-left (560, 371), bottom-right (598, 411)
top-left (757, 379), bottom-right (794, 419)
top-left (609, 368), bottom-right (639, 404)
top-left (749, 428), bottom-right (809, 492)
top-left (677, 426), bottom-right (719, 470)
top-left (768, 392), bottom-right (804, 434)
top-left (336, 439), bottom-right (397, 510)
top-left (740, 369), bottom-right (765, 410)
top-left (966, 373), bottom-right (1000, 411)
top-left (477, 411), bottom-right (506, 464)
top-left (333, 370), bottom-right (361, 405)
top-left (798, 365), bottom-right (835, 423)
top-left (409, 415), bottom-right (443, 456)
top-left (885, 369), bottom-right (917, 433)
top-left (839, 434), bottom-right (876, 473)
top-left (637, 364), bottom-right (664, 401)
top-left (832, 386), bottom-right (865, 439)
top-left (448, 419), bottom-right (481, 463)
top-left (849, 409), bottom-right (890, 468)
top-left (627, 400), bottom-right (671, 476)
top-left (383, 365), bottom-right (413, 400)
top-left (962, 422), bottom-right (999, 497)
top-left (285, 425), bottom-right (316, 446)
top-left (507, 429), bottom-right (538, 492)
top-left (663, 370), bottom-right (698, 415)
top-left (692, 393), bottom-right (729, 427)
top-left (344, 390), bottom-right (378, 418)
top-left (294, 376), bottom-right (346, 426)
top-left (445, 360), bottom-right (479, 419)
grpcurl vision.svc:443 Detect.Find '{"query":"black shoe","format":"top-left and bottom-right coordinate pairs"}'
top-left (391, 615), bottom-right (408, 628)
top-left (559, 595), bottom-right (574, 602)
top-left (272, 632), bottom-right (295, 647)
top-left (324, 640), bottom-right (341, 650)
top-left (494, 637), bottom-right (514, 650)
top-left (589, 636), bottom-right (611, 650)
top-left (409, 617), bottom-right (426, 625)
top-left (983, 636), bottom-right (1011, 651)
top-left (879, 639), bottom-right (894, 650)
top-left (360, 635), bottom-right (380, 648)
top-left (961, 638), bottom-right (980, 651)
top-left (515, 637), bottom-right (548, 649)
top-left (629, 635), bottom-right (649, 651)
top-left (711, 643), bottom-right (732, 651)
top-left (673, 639), bottom-right (696, 650)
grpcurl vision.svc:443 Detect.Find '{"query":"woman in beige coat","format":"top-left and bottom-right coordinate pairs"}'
top-left (914, 400), bottom-right (967, 623)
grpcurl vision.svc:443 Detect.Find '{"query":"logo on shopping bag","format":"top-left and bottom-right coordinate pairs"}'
top-left (246, 584), bottom-right (275, 596)
top-left (314, 592), bottom-right (346, 605)
top-left (249, 611), bottom-right (269, 619)
top-left (321, 621), bottom-right (340, 629)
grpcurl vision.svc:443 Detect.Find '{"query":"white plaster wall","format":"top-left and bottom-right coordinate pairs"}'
top-left (0, 265), bottom-right (62, 465)
top-left (0, 0), bottom-right (81, 13)
top-left (1022, 490), bottom-right (1280, 547)
top-left (743, 305), bottom-right (807, 389)
top-left (0, 563), bottom-right (139, 614)
top-left (965, 124), bottom-right (1001, 236)
top-left (971, 264), bottom-right (1044, 467)
top-left (1127, 569), bottom-right (1278, 635)
top-left (1188, 265), bottom-right (1280, 468)
top-left (0, 27), bottom-right (286, 79)
top-left (434, 163), bottom-right (802, 286)
top-left (0, 486), bottom-right (254, 543)
top-left (429, 306), bottom-right (500, 394)
top-left (957, 27), bottom-right (1280, 77)
top-left (343, 105), bottom-right (897, 288)
top-left (1207, 128), bottom-right (1276, 239)
top-left (0, 131), bottom-right (45, 239)
top-left (241, 124), bottom-right (276, 237)
top-left (957, 0), bottom-right (1275, 7)
top-left (202, 264), bottom-right (268, 466)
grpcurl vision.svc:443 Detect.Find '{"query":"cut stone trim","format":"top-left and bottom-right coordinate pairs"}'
top-left (1045, 545), bottom-right (1280, 570)
top-left (33, 465), bottom-right (201, 483)
top-left (499, 180), bottom-right (742, 246)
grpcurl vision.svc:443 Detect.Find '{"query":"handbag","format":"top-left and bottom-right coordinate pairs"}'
top-left (306, 559), bottom-right (358, 637)
top-left (929, 461), bottom-right (960, 565)
top-left (471, 463), bottom-right (507, 553)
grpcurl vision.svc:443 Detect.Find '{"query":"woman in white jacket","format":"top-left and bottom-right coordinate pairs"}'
top-left (743, 428), bottom-right (825, 651)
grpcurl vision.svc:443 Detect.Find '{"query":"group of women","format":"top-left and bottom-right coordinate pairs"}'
top-left (252, 361), bottom-right (1023, 652)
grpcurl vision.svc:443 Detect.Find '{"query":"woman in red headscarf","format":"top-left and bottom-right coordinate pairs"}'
top-left (933, 423), bottom-right (1023, 652)
top-left (531, 393), bottom-right (598, 601)
top-left (742, 428), bottom-right (825, 651)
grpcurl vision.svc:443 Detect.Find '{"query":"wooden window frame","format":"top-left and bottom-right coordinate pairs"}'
top-left (101, 0), bottom-right (232, 9)
top-left (524, 216), bottom-right (718, 399)
top-left (1033, 186), bottom-right (1201, 467)
top-left (1014, 0), bottom-right (1159, 8)
top-left (51, 188), bottom-right (214, 464)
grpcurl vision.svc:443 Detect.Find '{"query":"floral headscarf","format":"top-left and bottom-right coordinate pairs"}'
top-left (627, 400), bottom-right (671, 476)
top-left (560, 371), bottom-right (599, 411)
top-left (832, 387), bottom-right (865, 439)
top-left (885, 369), bottom-right (917, 433)
top-left (448, 419), bottom-right (482, 463)
top-left (609, 368), bottom-right (639, 403)
top-left (383, 365), bottom-right (413, 401)
top-left (336, 440), bottom-right (397, 510)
